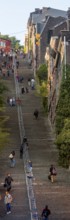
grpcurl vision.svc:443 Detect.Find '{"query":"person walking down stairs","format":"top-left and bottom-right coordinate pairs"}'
top-left (4, 191), bottom-right (13, 215)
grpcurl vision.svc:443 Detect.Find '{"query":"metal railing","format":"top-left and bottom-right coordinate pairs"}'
top-left (13, 58), bottom-right (38, 220)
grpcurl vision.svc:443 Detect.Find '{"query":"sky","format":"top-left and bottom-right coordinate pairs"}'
top-left (0, 0), bottom-right (70, 45)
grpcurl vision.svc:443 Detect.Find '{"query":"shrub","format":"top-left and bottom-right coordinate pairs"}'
top-left (36, 64), bottom-right (47, 84)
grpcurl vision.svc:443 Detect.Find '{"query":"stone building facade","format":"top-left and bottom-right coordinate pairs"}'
top-left (27, 7), bottom-right (67, 71)
top-left (26, 7), bottom-right (70, 127)
top-left (45, 9), bottom-right (70, 125)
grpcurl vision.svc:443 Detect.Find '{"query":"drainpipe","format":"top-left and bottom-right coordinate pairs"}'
top-left (33, 24), bottom-right (36, 77)
top-left (64, 36), bottom-right (66, 79)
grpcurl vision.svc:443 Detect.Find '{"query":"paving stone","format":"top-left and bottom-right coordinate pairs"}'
top-left (0, 56), bottom-right (70, 220)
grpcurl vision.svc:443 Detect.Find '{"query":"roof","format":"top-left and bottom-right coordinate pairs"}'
top-left (43, 7), bottom-right (67, 18)
top-left (28, 7), bottom-right (67, 26)
top-left (41, 16), bottom-right (66, 35)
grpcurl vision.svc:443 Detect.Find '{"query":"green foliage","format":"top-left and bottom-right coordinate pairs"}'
top-left (0, 34), bottom-right (9, 39)
top-left (0, 82), bottom-right (9, 149)
top-left (39, 81), bottom-right (48, 97)
top-left (36, 64), bottom-right (48, 84)
top-left (0, 82), bottom-right (8, 108)
top-left (36, 64), bottom-right (48, 113)
top-left (0, 82), bottom-right (7, 94)
top-left (19, 45), bottom-right (24, 50)
top-left (0, 128), bottom-right (10, 148)
top-left (10, 36), bottom-right (20, 49)
top-left (56, 119), bottom-right (70, 168)
top-left (55, 65), bottom-right (70, 168)
top-left (42, 97), bottom-right (48, 113)
top-left (0, 117), bottom-right (9, 149)
top-left (40, 82), bottom-right (48, 113)
top-left (55, 65), bottom-right (70, 134)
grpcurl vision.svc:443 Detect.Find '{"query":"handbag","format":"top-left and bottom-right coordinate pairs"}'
top-left (9, 153), bottom-right (13, 159)
top-left (4, 183), bottom-right (7, 187)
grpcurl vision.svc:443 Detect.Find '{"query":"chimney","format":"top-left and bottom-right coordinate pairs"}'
top-left (35, 8), bottom-right (41, 14)
top-left (67, 8), bottom-right (70, 30)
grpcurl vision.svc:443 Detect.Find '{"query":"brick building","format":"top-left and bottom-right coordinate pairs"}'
top-left (0, 38), bottom-right (11, 53)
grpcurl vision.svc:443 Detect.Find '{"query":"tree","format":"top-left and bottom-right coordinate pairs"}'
top-left (10, 36), bottom-right (20, 49)
top-left (0, 34), bottom-right (9, 39)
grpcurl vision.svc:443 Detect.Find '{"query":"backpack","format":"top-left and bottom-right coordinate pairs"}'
top-left (4, 194), bottom-right (12, 204)
top-left (52, 168), bottom-right (57, 175)
top-left (43, 209), bottom-right (51, 217)
top-left (6, 176), bottom-right (11, 185)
